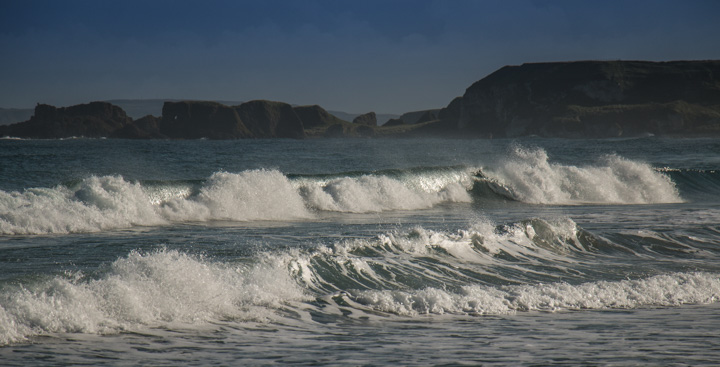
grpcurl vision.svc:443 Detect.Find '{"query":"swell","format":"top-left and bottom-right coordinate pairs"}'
top-left (660, 168), bottom-right (720, 202)
top-left (2, 218), bottom-right (720, 344)
top-left (0, 168), bottom-right (474, 235)
top-left (0, 248), bottom-right (310, 345)
top-left (0, 146), bottom-right (698, 235)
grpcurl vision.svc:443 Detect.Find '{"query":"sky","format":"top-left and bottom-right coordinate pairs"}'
top-left (1, 0), bottom-right (720, 114)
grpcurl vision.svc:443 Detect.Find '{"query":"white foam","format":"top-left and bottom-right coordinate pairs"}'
top-left (159, 170), bottom-right (312, 222)
top-left (298, 174), bottom-right (471, 213)
top-left (485, 146), bottom-right (682, 204)
top-left (350, 272), bottom-right (720, 316)
top-left (0, 169), bottom-right (474, 235)
top-left (328, 217), bottom-right (586, 261)
top-left (0, 176), bottom-right (165, 235)
top-left (290, 218), bottom-right (590, 295)
top-left (0, 249), bottom-right (309, 345)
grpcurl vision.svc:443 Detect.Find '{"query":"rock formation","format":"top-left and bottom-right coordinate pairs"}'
top-left (111, 115), bottom-right (164, 139)
top-left (438, 60), bottom-right (720, 138)
top-left (0, 102), bottom-right (132, 138)
top-left (383, 118), bottom-right (405, 127)
top-left (3, 60), bottom-right (719, 139)
top-left (160, 101), bottom-right (252, 139)
top-left (352, 112), bottom-right (377, 126)
top-left (235, 100), bottom-right (305, 139)
top-left (293, 105), bottom-right (347, 129)
top-left (398, 109), bottom-right (441, 124)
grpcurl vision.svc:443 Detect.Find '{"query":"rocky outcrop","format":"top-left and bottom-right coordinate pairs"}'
top-left (235, 100), bottom-right (305, 139)
top-left (398, 109), bottom-right (441, 124)
top-left (323, 123), bottom-right (348, 137)
top-left (112, 115), bottom-right (165, 139)
top-left (293, 105), bottom-right (347, 129)
top-left (160, 101), bottom-right (252, 139)
top-left (415, 110), bottom-right (438, 124)
top-left (352, 112), bottom-right (377, 126)
top-left (383, 118), bottom-right (405, 127)
top-left (0, 102), bottom-right (132, 138)
top-left (439, 60), bottom-right (720, 137)
top-left (5, 60), bottom-right (719, 140)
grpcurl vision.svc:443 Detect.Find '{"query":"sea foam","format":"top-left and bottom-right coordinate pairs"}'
top-left (349, 272), bottom-right (720, 316)
top-left (0, 249), bottom-right (308, 345)
top-left (0, 168), bottom-right (472, 235)
top-left (298, 174), bottom-right (471, 213)
top-left (0, 176), bottom-right (165, 235)
top-left (484, 146), bottom-right (682, 204)
top-left (0, 148), bottom-right (684, 235)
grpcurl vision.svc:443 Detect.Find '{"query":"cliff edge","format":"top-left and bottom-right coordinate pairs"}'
top-left (437, 60), bottom-right (720, 137)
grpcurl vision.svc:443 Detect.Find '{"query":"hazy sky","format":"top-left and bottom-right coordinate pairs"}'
top-left (2, 0), bottom-right (719, 114)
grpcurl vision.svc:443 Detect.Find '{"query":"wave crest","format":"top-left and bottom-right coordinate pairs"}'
top-left (349, 272), bottom-right (720, 316)
top-left (482, 146), bottom-right (682, 204)
top-left (0, 249), bottom-right (308, 345)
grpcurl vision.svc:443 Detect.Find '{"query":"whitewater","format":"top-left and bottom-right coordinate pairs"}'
top-left (1, 137), bottom-right (719, 365)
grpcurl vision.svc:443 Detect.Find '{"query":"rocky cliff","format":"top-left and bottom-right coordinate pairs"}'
top-left (160, 101), bottom-right (252, 139)
top-left (352, 112), bottom-right (377, 126)
top-left (0, 102), bottom-right (132, 138)
top-left (439, 60), bottom-right (720, 137)
top-left (235, 100), bottom-right (305, 139)
top-left (3, 60), bottom-right (719, 139)
top-left (293, 105), bottom-right (347, 129)
top-left (0, 100), bottom-right (315, 139)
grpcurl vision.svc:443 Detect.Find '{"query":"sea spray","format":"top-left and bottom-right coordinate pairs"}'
top-left (287, 218), bottom-right (599, 295)
top-left (298, 175), bottom-right (471, 213)
top-left (483, 146), bottom-right (682, 204)
top-left (0, 248), bottom-right (309, 345)
top-left (0, 150), bottom-right (687, 235)
top-left (160, 170), bottom-right (312, 222)
top-left (0, 176), bottom-right (165, 235)
top-left (0, 168), bottom-right (475, 235)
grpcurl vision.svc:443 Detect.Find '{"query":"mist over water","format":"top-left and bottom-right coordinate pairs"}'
top-left (1, 138), bottom-right (719, 365)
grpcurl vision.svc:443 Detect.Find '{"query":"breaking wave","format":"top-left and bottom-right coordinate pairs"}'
top-left (0, 146), bottom-right (693, 235)
top-left (2, 218), bottom-right (719, 345)
top-left (0, 248), bottom-right (308, 345)
top-left (478, 146), bottom-right (682, 205)
top-left (0, 168), bottom-right (473, 235)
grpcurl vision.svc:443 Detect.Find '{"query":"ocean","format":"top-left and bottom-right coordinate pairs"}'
top-left (1, 137), bottom-right (719, 365)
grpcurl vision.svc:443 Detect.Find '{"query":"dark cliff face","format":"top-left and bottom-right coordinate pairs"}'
top-left (236, 100), bottom-right (305, 139)
top-left (352, 112), bottom-right (377, 126)
top-left (293, 105), bottom-right (346, 129)
top-left (450, 60), bottom-right (720, 137)
top-left (0, 102), bottom-right (132, 138)
top-left (4, 60), bottom-right (719, 140)
top-left (160, 101), bottom-right (252, 139)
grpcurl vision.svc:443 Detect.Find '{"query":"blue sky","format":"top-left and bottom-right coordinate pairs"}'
top-left (2, 0), bottom-right (719, 114)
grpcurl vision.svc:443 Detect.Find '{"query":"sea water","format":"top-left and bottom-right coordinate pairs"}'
top-left (1, 137), bottom-right (719, 365)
